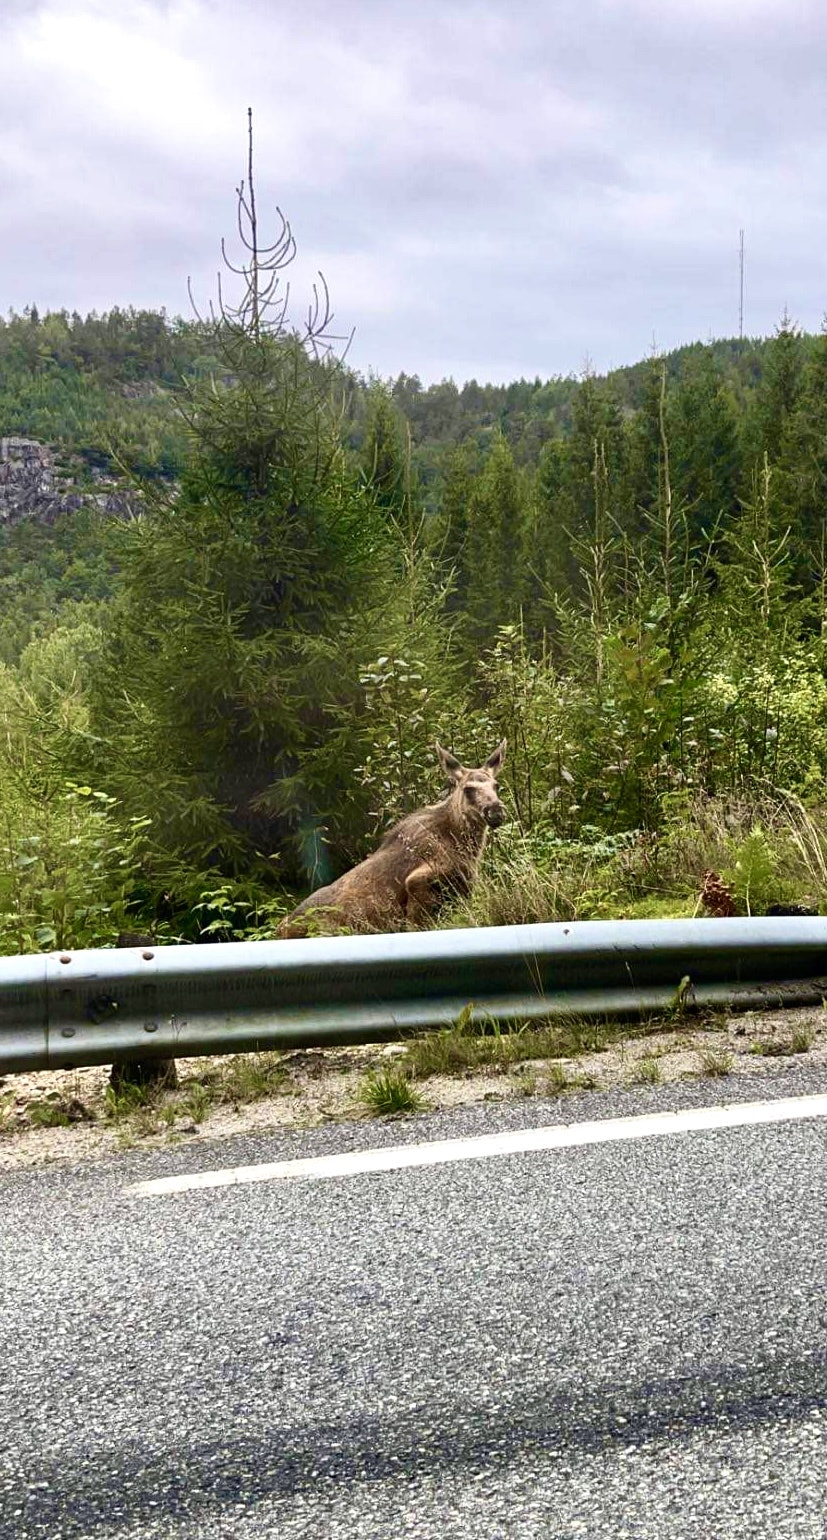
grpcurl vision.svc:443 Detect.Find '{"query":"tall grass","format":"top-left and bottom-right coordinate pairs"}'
top-left (445, 792), bottom-right (827, 929)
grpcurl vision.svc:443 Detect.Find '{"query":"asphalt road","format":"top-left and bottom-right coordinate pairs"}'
top-left (2, 1062), bottom-right (827, 1539)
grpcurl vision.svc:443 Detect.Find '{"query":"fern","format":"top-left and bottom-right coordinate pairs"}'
top-left (729, 824), bottom-right (776, 916)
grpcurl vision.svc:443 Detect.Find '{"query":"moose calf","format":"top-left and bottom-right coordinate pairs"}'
top-left (278, 740), bottom-right (507, 938)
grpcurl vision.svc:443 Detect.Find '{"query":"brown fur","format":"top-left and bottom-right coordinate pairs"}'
top-left (278, 740), bottom-right (507, 938)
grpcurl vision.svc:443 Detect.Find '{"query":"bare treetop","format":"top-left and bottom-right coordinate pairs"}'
top-left (189, 108), bottom-right (350, 362)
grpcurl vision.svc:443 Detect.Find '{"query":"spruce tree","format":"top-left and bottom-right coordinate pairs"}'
top-left (743, 312), bottom-right (803, 469)
top-left (621, 356), bottom-right (666, 541)
top-left (433, 442), bottom-right (476, 616)
top-left (464, 432), bottom-right (530, 649)
top-left (776, 322), bottom-right (827, 604)
top-left (530, 437), bottom-right (569, 623)
top-left (87, 118), bottom-right (393, 894)
top-left (671, 349), bottom-right (741, 544)
top-left (556, 373), bottom-right (626, 593)
top-left (359, 384), bottom-right (409, 521)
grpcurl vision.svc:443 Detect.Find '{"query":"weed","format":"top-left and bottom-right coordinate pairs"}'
top-left (0, 1092), bottom-right (14, 1135)
top-left (629, 1056), bottom-right (662, 1086)
top-left (750, 1025), bottom-right (815, 1057)
top-left (27, 1100), bottom-right (71, 1129)
top-left (568, 1071), bottom-right (599, 1091)
top-left (698, 1047), bottom-right (734, 1077)
top-left (545, 1062), bottom-right (570, 1095)
top-left (104, 1081), bottom-right (154, 1121)
top-left (26, 1093), bottom-right (94, 1128)
top-left (668, 976), bottom-right (694, 1018)
top-left (358, 1066), bottom-right (424, 1117)
top-left (180, 1083), bottom-right (214, 1126)
top-left (216, 1053), bottom-right (287, 1104)
top-left (511, 1066), bottom-right (538, 1097)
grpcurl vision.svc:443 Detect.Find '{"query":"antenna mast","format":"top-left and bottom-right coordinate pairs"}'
top-left (738, 229), bottom-right (745, 338)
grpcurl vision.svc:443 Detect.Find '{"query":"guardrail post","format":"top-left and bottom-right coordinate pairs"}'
top-left (108, 933), bottom-right (178, 1093)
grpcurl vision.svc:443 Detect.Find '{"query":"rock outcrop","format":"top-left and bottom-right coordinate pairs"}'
top-left (0, 437), bottom-right (141, 527)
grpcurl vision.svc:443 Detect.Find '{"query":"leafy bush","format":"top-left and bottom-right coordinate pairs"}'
top-left (0, 783), bottom-right (150, 953)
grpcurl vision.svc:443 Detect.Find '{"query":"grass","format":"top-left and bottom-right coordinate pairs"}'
top-left (7, 1047), bottom-right (318, 1146)
top-left (511, 1066), bottom-right (539, 1097)
top-left (545, 1062), bottom-right (570, 1095)
top-left (443, 790), bottom-right (827, 932)
top-left (544, 1064), bottom-right (600, 1095)
top-left (750, 1025), bottom-right (815, 1057)
top-left (103, 1080), bottom-right (156, 1120)
top-left (698, 1047), bottom-right (734, 1077)
top-left (401, 1007), bottom-right (695, 1083)
top-left (104, 1060), bottom-right (289, 1146)
top-left (357, 1066), bottom-right (424, 1117)
top-left (1, 1054), bottom-right (288, 1151)
top-left (218, 1052), bottom-right (287, 1103)
top-left (27, 1100), bottom-right (72, 1128)
top-left (403, 1012), bottom-right (617, 1081)
top-left (403, 1023), bottom-right (531, 1078)
top-left (100, 1051), bottom-right (288, 1131)
top-left (791, 1024), bottom-right (817, 1053)
top-left (628, 1055), bottom-right (663, 1086)
top-left (398, 1009), bottom-right (614, 1099)
top-left (178, 1082), bottom-right (214, 1126)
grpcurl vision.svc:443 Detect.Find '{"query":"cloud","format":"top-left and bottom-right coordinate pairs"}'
top-left (1, 0), bottom-right (826, 381)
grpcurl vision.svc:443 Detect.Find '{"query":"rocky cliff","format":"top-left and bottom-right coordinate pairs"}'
top-left (0, 437), bottom-right (140, 526)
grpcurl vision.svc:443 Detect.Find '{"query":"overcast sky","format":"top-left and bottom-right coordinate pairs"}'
top-left (2, 0), bottom-right (826, 384)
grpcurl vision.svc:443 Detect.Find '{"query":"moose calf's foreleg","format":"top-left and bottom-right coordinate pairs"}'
top-left (404, 862), bottom-right (439, 927)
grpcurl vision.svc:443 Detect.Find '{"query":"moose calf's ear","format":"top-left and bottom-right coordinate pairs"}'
top-left (436, 741), bottom-right (463, 780)
top-left (485, 738), bottom-right (507, 774)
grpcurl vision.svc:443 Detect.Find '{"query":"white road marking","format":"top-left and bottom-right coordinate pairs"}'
top-left (127, 1092), bottom-right (827, 1197)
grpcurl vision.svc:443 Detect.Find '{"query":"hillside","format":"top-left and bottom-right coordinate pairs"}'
top-left (0, 304), bottom-right (794, 481)
top-left (2, 300), bottom-right (827, 951)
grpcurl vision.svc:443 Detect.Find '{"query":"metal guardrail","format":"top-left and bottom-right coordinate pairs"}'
top-left (1, 917), bottom-right (827, 1074)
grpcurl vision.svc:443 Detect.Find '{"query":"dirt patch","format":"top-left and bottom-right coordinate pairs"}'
top-left (1, 1006), bottom-right (826, 1172)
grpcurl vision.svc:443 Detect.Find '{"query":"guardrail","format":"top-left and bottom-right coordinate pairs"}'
top-left (4, 917), bottom-right (825, 1078)
top-left (2, 916), bottom-right (827, 1075)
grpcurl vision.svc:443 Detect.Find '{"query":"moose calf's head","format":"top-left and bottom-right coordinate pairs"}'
top-left (436, 739), bottom-right (508, 829)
